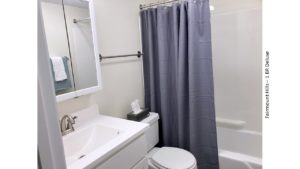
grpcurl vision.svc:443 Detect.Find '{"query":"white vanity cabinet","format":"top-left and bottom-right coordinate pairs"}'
top-left (131, 158), bottom-right (148, 169)
top-left (94, 134), bottom-right (148, 169)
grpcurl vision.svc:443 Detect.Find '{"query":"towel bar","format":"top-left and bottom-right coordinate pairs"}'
top-left (99, 51), bottom-right (143, 62)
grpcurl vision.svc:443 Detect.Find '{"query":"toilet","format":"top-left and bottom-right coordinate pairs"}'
top-left (141, 112), bottom-right (197, 169)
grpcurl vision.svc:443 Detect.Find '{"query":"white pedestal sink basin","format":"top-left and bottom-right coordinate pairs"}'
top-left (61, 105), bottom-right (149, 169)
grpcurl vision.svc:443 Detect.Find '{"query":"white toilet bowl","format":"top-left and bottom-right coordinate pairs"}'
top-left (141, 113), bottom-right (197, 169)
top-left (147, 147), bottom-right (197, 169)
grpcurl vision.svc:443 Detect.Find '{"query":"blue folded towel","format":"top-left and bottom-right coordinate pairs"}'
top-left (50, 56), bottom-right (73, 92)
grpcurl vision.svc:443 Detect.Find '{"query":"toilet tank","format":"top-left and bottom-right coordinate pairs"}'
top-left (140, 112), bottom-right (159, 152)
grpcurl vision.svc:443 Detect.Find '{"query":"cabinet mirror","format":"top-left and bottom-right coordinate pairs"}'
top-left (41, 0), bottom-right (102, 102)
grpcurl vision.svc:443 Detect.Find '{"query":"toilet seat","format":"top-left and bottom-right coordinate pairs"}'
top-left (149, 147), bottom-right (196, 169)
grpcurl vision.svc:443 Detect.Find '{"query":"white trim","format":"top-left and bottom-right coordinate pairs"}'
top-left (56, 92), bottom-right (77, 102)
top-left (89, 0), bottom-right (103, 90)
top-left (75, 85), bottom-right (101, 97)
top-left (56, 85), bottom-right (101, 102)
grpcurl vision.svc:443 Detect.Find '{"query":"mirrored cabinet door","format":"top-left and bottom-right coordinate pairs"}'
top-left (63, 0), bottom-right (98, 91)
top-left (41, 0), bottom-right (76, 95)
top-left (41, 0), bottom-right (102, 102)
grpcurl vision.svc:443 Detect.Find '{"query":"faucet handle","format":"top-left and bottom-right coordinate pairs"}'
top-left (70, 115), bottom-right (77, 124)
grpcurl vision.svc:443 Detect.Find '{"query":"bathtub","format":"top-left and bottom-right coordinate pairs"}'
top-left (217, 127), bottom-right (262, 169)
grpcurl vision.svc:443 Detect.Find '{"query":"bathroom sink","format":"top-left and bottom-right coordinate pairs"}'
top-left (63, 124), bottom-right (121, 164)
top-left (61, 105), bottom-right (149, 169)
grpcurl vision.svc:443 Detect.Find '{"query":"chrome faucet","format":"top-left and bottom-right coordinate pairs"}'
top-left (60, 115), bottom-right (77, 136)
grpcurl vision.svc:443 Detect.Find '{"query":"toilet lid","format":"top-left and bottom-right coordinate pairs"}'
top-left (150, 147), bottom-right (196, 169)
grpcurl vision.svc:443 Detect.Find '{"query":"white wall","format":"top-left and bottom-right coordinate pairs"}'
top-left (57, 0), bottom-right (144, 118)
top-left (211, 0), bottom-right (262, 132)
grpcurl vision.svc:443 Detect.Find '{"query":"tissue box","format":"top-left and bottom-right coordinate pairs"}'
top-left (127, 108), bottom-right (150, 122)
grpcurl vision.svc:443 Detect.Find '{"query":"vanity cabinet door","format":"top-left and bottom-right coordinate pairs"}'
top-left (95, 135), bottom-right (147, 169)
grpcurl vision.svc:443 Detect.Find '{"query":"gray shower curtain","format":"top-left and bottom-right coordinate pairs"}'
top-left (140, 0), bottom-right (219, 168)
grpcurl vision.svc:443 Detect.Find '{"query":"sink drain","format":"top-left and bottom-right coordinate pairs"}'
top-left (78, 155), bottom-right (85, 159)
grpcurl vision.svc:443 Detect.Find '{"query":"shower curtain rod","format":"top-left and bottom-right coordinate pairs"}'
top-left (140, 0), bottom-right (179, 10)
